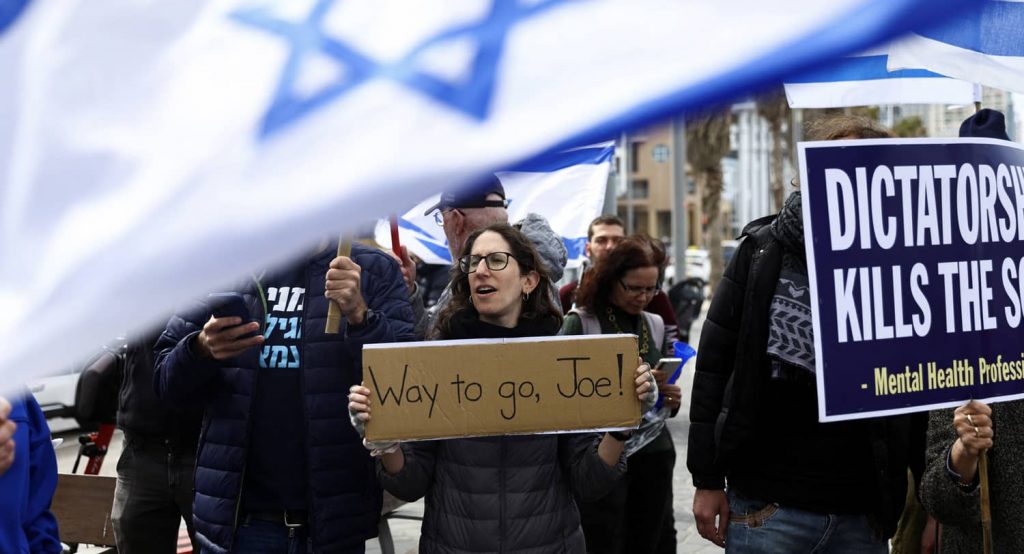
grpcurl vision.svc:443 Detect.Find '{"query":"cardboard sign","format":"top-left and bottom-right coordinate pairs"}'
top-left (362, 334), bottom-right (641, 441)
top-left (800, 138), bottom-right (1024, 421)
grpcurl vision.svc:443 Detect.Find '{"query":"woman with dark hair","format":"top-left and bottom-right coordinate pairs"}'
top-left (562, 235), bottom-right (679, 554)
top-left (348, 223), bottom-right (655, 553)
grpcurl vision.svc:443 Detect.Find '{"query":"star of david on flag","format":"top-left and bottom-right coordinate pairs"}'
top-left (232, 0), bottom-right (572, 136)
top-left (0, 0), bottom-right (984, 391)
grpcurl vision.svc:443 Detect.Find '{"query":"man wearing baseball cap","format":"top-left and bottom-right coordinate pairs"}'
top-left (425, 174), bottom-right (511, 261)
top-left (418, 174), bottom-right (567, 336)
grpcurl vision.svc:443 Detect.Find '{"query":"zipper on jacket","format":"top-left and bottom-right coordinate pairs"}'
top-left (499, 437), bottom-right (507, 554)
top-left (299, 264), bottom-right (314, 547)
top-left (230, 274), bottom-right (268, 540)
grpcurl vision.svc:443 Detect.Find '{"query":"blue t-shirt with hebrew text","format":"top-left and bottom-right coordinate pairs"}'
top-left (242, 266), bottom-right (309, 512)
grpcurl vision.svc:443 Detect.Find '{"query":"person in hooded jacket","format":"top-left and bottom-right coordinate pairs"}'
top-left (348, 223), bottom-right (657, 553)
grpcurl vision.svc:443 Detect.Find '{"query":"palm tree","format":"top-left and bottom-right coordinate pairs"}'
top-left (686, 108), bottom-right (732, 292)
top-left (757, 88), bottom-right (791, 212)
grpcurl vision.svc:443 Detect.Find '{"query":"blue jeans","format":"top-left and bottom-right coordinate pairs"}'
top-left (202, 519), bottom-right (318, 554)
top-left (725, 490), bottom-right (888, 554)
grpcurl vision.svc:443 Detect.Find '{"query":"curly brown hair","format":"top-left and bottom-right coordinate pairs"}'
top-left (575, 235), bottom-right (665, 312)
top-left (433, 223), bottom-right (562, 338)
top-left (806, 114), bottom-right (893, 141)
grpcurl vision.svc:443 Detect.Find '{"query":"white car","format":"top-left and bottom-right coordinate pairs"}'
top-left (684, 249), bottom-right (711, 283)
top-left (28, 365), bottom-right (84, 433)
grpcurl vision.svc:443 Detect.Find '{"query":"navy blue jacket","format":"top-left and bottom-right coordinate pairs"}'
top-left (154, 243), bottom-right (415, 553)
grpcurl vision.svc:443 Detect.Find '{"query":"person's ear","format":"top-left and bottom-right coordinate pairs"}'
top-left (584, 242), bottom-right (593, 259)
top-left (521, 270), bottom-right (540, 295)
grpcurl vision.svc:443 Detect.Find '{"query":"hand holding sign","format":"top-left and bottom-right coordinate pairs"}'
top-left (349, 384), bottom-right (403, 470)
top-left (951, 400), bottom-right (994, 475)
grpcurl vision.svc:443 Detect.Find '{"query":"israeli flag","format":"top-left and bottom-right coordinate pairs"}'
top-left (375, 144), bottom-right (612, 268)
top-left (0, 0), bottom-right (983, 388)
top-left (784, 47), bottom-right (976, 108)
top-left (888, 0), bottom-right (1024, 94)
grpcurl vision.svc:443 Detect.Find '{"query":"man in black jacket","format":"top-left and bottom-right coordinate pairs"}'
top-left (112, 329), bottom-right (204, 554)
top-left (687, 115), bottom-right (925, 552)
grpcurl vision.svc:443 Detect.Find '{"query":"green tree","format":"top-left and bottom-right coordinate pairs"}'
top-left (893, 116), bottom-right (927, 137)
top-left (687, 108), bottom-right (732, 292)
top-left (757, 87), bottom-right (791, 212)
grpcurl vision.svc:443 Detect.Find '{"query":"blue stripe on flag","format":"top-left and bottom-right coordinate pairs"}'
top-left (508, 145), bottom-right (614, 173)
top-left (919, 1), bottom-right (1024, 57)
top-left (397, 218), bottom-right (452, 262)
top-left (516, 0), bottom-right (977, 161)
top-left (0, 0), bottom-right (30, 35)
top-left (563, 236), bottom-right (586, 261)
top-left (786, 55), bottom-right (947, 83)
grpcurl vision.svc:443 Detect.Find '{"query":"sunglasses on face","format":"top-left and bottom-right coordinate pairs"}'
top-left (459, 252), bottom-right (513, 274)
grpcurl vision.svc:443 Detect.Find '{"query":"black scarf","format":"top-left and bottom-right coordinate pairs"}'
top-left (767, 192), bottom-right (816, 376)
top-left (444, 310), bottom-right (560, 341)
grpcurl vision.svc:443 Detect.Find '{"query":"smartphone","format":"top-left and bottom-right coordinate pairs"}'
top-left (653, 357), bottom-right (683, 374)
top-left (207, 292), bottom-right (258, 337)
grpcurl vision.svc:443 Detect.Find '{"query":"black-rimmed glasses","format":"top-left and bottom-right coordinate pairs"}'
top-left (619, 280), bottom-right (658, 296)
top-left (459, 252), bottom-right (513, 274)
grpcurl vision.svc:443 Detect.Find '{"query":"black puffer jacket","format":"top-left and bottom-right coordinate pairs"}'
top-left (686, 214), bottom-right (925, 537)
top-left (378, 314), bottom-right (625, 553)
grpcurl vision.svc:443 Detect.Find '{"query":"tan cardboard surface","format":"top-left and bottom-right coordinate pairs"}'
top-left (362, 334), bottom-right (641, 441)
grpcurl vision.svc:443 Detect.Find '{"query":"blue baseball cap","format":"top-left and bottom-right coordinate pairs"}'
top-left (424, 174), bottom-right (507, 215)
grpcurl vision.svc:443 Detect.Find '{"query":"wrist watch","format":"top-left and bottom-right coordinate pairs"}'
top-left (349, 308), bottom-right (375, 330)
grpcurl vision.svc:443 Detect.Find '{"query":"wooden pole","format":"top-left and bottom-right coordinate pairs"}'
top-left (979, 451), bottom-right (992, 554)
top-left (389, 215), bottom-right (402, 258)
top-left (325, 235), bottom-right (353, 334)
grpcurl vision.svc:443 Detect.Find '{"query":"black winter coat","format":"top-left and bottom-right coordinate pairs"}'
top-left (154, 243), bottom-right (416, 553)
top-left (686, 215), bottom-right (925, 537)
top-left (377, 315), bottom-right (626, 553)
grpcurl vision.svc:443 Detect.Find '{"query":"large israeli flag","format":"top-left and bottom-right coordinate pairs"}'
top-left (784, 47), bottom-right (976, 108)
top-left (375, 144), bottom-right (612, 268)
top-left (888, 0), bottom-right (1024, 93)
top-left (0, 0), bottom-right (982, 389)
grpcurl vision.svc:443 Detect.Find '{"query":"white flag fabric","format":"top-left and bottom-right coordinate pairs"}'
top-left (0, 0), bottom-right (982, 391)
top-left (784, 47), bottom-right (976, 108)
top-left (375, 144), bottom-right (612, 268)
top-left (888, 0), bottom-right (1024, 93)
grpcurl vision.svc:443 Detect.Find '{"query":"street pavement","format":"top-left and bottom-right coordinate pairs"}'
top-left (55, 307), bottom-right (719, 553)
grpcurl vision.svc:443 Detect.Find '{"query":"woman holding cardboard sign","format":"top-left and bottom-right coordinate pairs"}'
top-left (348, 223), bottom-right (655, 553)
top-left (560, 234), bottom-right (679, 554)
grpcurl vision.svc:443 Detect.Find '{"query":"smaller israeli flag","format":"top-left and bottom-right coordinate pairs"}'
top-left (888, 0), bottom-right (1024, 94)
top-left (376, 143), bottom-right (613, 268)
top-left (784, 47), bottom-right (976, 108)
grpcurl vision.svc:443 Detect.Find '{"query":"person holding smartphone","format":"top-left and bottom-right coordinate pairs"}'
top-left (153, 239), bottom-right (415, 554)
top-left (559, 234), bottom-right (679, 554)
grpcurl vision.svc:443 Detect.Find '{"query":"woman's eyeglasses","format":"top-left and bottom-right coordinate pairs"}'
top-left (618, 280), bottom-right (658, 297)
top-left (459, 252), bottom-right (513, 274)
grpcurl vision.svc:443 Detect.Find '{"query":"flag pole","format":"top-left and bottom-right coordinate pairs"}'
top-left (389, 215), bottom-right (402, 258)
top-left (325, 235), bottom-right (353, 334)
top-left (979, 451), bottom-right (993, 554)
